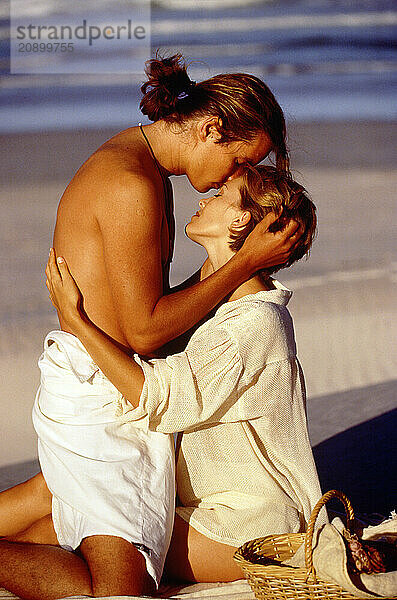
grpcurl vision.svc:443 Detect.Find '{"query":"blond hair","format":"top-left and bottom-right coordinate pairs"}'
top-left (229, 166), bottom-right (316, 275)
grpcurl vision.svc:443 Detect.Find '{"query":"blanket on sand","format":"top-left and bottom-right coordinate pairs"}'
top-left (0, 579), bottom-right (255, 600)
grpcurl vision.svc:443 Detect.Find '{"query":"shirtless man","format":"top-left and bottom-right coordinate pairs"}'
top-left (0, 55), bottom-right (301, 599)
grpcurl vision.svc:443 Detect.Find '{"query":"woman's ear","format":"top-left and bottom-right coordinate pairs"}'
top-left (230, 210), bottom-right (252, 232)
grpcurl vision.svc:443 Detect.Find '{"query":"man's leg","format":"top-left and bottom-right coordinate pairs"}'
top-left (79, 535), bottom-right (156, 597)
top-left (0, 539), bottom-right (92, 600)
top-left (0, 517), bottom-right (155, 600)
top-left (0, 472), bottom-right (52, 537)
top-left (5, 514), bottom-right (58, 545)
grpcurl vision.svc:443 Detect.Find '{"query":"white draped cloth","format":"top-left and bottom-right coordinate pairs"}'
top-left (33, 331), bottom-right (175, 587)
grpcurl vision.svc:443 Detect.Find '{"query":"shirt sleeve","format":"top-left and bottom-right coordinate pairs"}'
top-left (121, 326), bottom-right (247, 433)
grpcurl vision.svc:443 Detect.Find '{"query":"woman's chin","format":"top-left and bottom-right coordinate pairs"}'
top-left (184, 222), bottom-right (192, 237)
top-left (185, 224), bottom-right (201, 245)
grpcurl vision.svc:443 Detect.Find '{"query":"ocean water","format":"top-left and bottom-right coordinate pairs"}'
top-left (0, 0), bottom-right (396, 132)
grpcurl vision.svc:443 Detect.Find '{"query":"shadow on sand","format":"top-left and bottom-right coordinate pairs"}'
top-left (313, 408), bottom-right (397, 516)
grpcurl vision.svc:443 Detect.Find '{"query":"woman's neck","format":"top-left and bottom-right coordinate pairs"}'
top-left (205, 242), bottom-right (273, 301)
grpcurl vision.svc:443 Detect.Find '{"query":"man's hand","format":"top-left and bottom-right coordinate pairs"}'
top-left (45, 248), bottom-right (85, 331)
top-left (240, 212), bottom-right (302, 273)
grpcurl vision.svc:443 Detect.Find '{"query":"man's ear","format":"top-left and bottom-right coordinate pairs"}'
top-left (230, 210), bottom-right (252, 232)
top-left (197, 116), bottom-right (223, 142)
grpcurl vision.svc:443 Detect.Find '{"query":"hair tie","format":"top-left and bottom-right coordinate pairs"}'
top-left (177, 80), bottom-right (196, 101)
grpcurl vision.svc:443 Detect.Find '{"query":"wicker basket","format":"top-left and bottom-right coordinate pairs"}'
top-left (234, 489), bottom-right (396, 600)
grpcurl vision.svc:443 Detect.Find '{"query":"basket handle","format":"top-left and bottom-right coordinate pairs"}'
top-left (304, 489), bottom-right (354, 582)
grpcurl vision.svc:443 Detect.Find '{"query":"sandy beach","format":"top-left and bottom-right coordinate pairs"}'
top-left (0, 119), bottom-right (396, 518)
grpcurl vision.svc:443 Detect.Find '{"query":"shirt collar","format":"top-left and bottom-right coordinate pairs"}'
top-left (216, 278), bottom-right (292, 315)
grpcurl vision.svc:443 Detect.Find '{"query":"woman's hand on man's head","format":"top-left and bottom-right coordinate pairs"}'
top-left (239, 211), bottom-right (303, 273)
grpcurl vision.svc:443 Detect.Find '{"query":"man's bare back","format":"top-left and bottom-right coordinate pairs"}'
top-left (53, 126), bottom-right (172, 353)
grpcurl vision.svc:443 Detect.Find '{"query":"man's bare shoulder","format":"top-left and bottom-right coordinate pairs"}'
top-left (62, 136), bottom-right (162, 219)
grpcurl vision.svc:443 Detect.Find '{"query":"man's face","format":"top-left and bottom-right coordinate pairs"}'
top-left (185, 130), bottom-right (272, 193)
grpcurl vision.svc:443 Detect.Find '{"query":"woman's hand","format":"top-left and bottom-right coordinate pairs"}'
top-left (46, 250), bottom-right (144, 406)
top-left (45, 248), bottom-right (85, 331)
top-left (240, 211), bottom-right (302, 272)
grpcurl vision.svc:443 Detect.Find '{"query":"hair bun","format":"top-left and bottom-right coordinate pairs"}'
top-left (140, 54), bottom-right (195, 121)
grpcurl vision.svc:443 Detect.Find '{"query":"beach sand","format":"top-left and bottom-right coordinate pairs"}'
top-left (0, 120), bottom-right (396, 519)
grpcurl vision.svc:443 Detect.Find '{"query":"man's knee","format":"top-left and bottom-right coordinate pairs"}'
top-left (79, 535), bottom-right (155, 597)
top-left (5, 514), bottom-right (58, 545)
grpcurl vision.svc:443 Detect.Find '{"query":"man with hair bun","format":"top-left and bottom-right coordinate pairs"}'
top-left (0, 55), bottom-right (303, 599)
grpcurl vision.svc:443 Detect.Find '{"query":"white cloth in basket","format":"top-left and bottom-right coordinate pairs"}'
top-left (286, 514), bottom-right (397, 598)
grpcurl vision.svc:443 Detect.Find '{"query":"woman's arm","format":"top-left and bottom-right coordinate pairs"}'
top-left (46, 250), bottom-right (143, 407)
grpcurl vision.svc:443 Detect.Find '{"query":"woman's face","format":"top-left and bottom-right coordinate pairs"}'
top-left (185, 129), bottom-right (272, 193)
top-left (186, 177), bottom-right (245, 244)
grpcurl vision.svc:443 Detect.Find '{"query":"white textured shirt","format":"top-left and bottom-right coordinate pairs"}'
top-left (123, 280), bottom-right (325, 545)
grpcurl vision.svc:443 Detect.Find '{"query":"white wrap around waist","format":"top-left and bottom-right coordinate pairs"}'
top-left (32, 330), bottom-right (175, 586)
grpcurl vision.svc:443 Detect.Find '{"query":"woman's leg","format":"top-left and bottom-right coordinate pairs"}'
top-left (164, 514), bottom-right (243, 583)
top-left (0, 471), bottom-right (52, 537)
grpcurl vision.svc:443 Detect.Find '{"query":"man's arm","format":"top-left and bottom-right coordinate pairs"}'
top-left (96, 174), bottom-right (299, 355)
top-left (167, 268), bottom-right (201, 295)
top-left (166, 259), bottom-right (213, 297)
